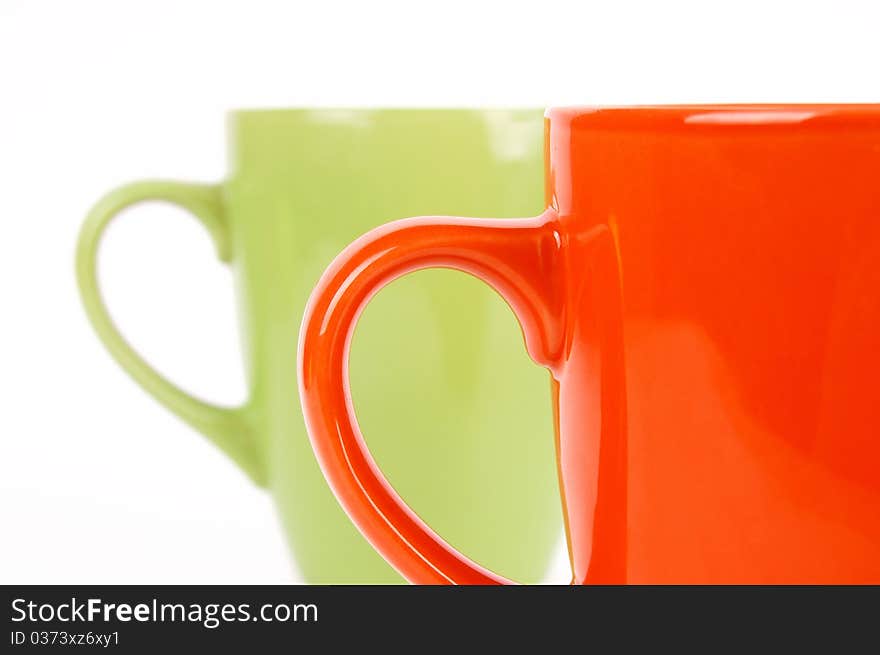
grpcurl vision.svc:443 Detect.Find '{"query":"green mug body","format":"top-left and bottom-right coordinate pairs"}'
top-left (76, 109), bottom-right (561, 583)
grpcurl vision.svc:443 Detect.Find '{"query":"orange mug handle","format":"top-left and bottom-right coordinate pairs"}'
top-left (298, 210), bottom-right (564, 584)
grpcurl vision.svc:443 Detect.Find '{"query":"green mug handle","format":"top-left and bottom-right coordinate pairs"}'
top-left (75, 181), bottom-right (265, 486)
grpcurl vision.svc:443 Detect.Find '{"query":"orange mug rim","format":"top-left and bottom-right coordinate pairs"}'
top-left (546, 104), bottom-right (880, 129)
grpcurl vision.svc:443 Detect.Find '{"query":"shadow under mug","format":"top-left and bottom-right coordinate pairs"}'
top-left (301, 105), bottom-right (880, 584)
top-left (76, 109), bottom-right (562, 583)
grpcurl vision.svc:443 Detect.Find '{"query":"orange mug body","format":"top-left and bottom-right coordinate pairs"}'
top-left (299, 106), bottom-right (880, 584)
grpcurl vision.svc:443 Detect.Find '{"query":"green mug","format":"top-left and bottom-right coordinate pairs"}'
top-left (75, 109), bottom-right (561, 583)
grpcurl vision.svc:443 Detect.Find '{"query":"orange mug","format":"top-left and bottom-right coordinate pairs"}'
top-left (299, 105), bottom-right (880, 584)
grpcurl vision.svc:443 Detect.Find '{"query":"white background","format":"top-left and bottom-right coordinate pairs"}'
top-left (1, 0), bottom-right (878, 583)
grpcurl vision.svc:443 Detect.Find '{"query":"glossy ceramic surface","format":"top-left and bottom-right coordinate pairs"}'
top-left (300, 105), bottom-right (880, 584)
top-left (76, 109), bottom-right (561, 583)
